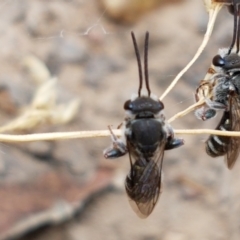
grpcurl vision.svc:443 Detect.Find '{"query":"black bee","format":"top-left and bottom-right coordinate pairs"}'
top-left (194, 52), bottom-right (240, 168)
top-left (194, 48), bottom-right (240, 167)
top-left (103, 32), bottom-right (184, 218)
top-left (195, 0), bottom-right (240, 168)
top-left (205, 85), bottom-right (240, 169)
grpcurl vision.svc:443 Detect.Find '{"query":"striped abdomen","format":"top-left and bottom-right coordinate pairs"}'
top-left (205, 111), bottom-right (231, 157)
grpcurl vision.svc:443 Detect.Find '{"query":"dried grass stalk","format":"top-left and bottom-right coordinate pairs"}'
top-left (0, 128), bottom-right (239, 144)
top-left (160, 1), bottom-right (223, 101)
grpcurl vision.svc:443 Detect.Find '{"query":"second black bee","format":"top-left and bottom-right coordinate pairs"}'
top-left (205, 82), bottom-right (240, 169)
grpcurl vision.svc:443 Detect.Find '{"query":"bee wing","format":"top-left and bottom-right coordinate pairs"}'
top-left (225, 95), bottom-right (240, 169)
top-left (125, 142), bottom-right (166, 218)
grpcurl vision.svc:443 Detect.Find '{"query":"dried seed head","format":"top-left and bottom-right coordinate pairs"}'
top-left (0, 58), bottom-right (81, 133)
top-left (22, 55), bottom-right (51, 84)
top-left (31, 78), bottom-right (57, 109)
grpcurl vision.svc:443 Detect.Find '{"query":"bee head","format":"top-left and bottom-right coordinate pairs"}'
top-left (213, 47), bottom-right (240, 71)
top-left (123, 32), bottom-right (164, 118)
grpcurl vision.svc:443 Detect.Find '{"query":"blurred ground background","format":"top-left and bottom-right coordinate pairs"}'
top-left (0, 0), bottom-right (239, 240)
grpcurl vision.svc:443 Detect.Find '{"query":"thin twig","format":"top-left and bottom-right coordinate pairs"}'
top-left (174, 129), bottom-right (240, 137)
top-left (160, 4), bottom-right (222, 101)
top-left (168, 99), bottom-right (205, 123)
top-left (0, 127), bottom-right (240, 144)
top-left (0, 130), bottom-right (121, 143)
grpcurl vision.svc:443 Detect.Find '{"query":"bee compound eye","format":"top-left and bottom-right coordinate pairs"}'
top-left (228, 5), bottom-right (240, 16)
top-left (156, 100), bottom-right (164, 111)
top-left (227, 5), bottom-right (234, 15)
top-left (159, 101), bottom-right (164, 110)
top-left (212, 55), bottom-right (225, 67)
top-left (124, 100), bottom-right (133, 110)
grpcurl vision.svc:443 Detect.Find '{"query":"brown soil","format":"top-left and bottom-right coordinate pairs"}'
top-left (0, 0), bottom-right (239, 240)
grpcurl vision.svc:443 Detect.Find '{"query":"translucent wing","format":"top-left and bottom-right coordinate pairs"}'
top-left (225, 94), bottom-right (240, 169)
top-left (125, 141), bottom-right (166, 218)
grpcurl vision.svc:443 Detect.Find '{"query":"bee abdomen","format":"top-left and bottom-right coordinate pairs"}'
top-left (206, 136), bottom-right (226, 157)
top-left (205, 126), bottom-right (230, 157)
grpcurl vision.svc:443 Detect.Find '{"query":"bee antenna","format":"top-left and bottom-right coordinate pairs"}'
top-left (237, 3), bottom-right (240, 53)
top-left (228, 0), bottom-right (240, 54)
top-left (144, 31), bottom-right (151, 96)
top-left (131, 31), bottom-right (143, 97)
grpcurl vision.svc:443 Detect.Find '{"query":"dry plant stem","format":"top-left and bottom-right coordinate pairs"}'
top-left (168, 99), bottom-right (205, 123)
top-left (0, 127), bottom-right (240, 144)
top-left (174, 129), bottom-right (240, 137)
top-left (0, 130), bottom-right (121, 143)
top-left (159, 4), bottom-right (222, 101)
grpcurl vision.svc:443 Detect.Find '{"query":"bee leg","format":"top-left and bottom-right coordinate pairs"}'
top-left (117, 122), bottom-right (123, 129)
top-left (205, 99), bottom-right (227, 110)
top-left (165, 137), bottom-right (184, 150)
top-left (104, 146), bottom-right (127, 158)
top-left (103, 125), bottom-right (127, 159)
top-left (195, 106), bottom-right (216, 121)
top-left (165, 125), bottom-right (184, 150)
top-left (203, 108), bottom-right (217, 120)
